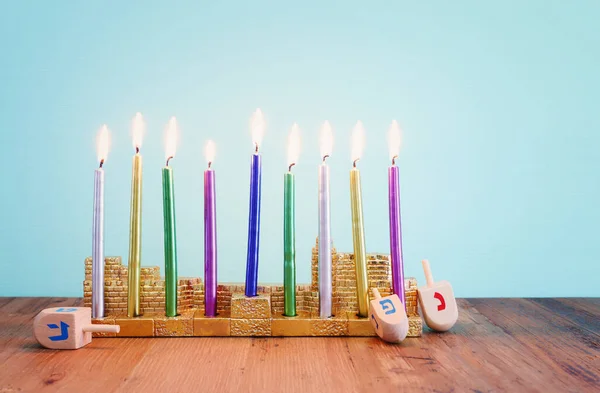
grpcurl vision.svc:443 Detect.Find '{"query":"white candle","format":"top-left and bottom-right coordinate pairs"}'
top-left (92, 125), bottom-right (110, 319)
top-left (318, 121), bottom-right (333, 318)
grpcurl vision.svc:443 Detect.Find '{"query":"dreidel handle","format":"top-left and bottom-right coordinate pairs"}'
top-left (82, 324), bottom-right (120, 334)
top-left (372, 288), bottom-right (382, 299)
top-left (422, 259), bottom-right (434, 288)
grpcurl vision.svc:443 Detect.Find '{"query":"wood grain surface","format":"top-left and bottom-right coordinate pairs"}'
top-left (1, 297), bottom-right (598, 392)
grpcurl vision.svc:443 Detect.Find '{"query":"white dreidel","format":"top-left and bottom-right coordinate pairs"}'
top-left (33, 307), bottom-right (120, 349)
top-left (369, 288), bottom-right (409, 343)
top-left (418, 259), bottom-right (458, 332)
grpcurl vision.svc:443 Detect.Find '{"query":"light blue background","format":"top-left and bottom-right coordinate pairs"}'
top-left (1, 1), bottom-right (598, 297)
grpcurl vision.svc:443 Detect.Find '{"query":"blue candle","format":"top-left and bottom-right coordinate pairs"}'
top-left (245, 109), bottom-right (265, 297)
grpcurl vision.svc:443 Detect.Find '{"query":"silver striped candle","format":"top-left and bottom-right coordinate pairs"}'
top-left (92, 167), bottom-right (105, 319)
top-left (318, 160), bottom-right (332, 318)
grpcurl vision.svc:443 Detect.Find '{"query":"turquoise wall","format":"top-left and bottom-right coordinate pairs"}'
top-left (1, 1), bottom-right (599, 297)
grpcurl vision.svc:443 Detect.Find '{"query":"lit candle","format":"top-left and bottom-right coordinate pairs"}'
top-left (245, 109), bottom-right (265, 297)
top-left (92, 125), bottom-right (110, 319)
top-left (204, 140), bottom-right (217, 317)
top-left (387, 120), bottom-right (405, 307)
top-left (163, 117), bottom-right (179, 317)
top-left (127, 112), bottom-right (145, 317)
top-left (284, 123), bottom-right (300, 316)
top-left (350, 121), bottom-right (369, 317)
top-left (318, 121), bottom-right (333, 319)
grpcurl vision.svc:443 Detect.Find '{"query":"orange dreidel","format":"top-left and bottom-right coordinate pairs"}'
top-left (33, 307), bottom-right (120, 349)
top-left (418, 259), bottom-right (458, 332)
top-left (369, 288), bottom-right (409, 343)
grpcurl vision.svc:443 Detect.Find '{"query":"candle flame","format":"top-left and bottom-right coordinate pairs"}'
top-left (388, 120), bottom-right (402, 162)
top-left (287, 123), bottom-right (301, 168)
top-left (205, 139), bottom-right (216, 165)
top-left (164, 116), bottom-right (178, 161)
top-left (131, 112), bottom-right (145, 150)
top-left (96, 124), bottom-right (111, 164)
top-left (351, 121), bottom-right (365, 163)
top-left (319, 121), bottom-right (333, 159)
top-left (250, 108), bottom-right (265, 150)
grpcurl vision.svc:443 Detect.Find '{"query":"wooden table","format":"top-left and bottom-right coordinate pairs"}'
top-left (1, 297), bottom-right (598, 392)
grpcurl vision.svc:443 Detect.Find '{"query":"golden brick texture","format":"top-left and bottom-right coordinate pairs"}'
top-left (347, 312), bottom-right (376, 337)
top-left (193, 310), bottom-right (231, 336)
top-left (310, 238), bottom-right (419, 319)
top-left (310, 313), bottom-right (348, 336)
top-left (116, 316), bottom-right (155, 337)
top-left (271, 312), bottom-right (312, 336)
top-left (405, 287), bottom-right (419, 317)
top-left (84, 257), bottom-right (204, 316)
top-left (154, 310), bottom-right (194, 337)
top-left (230, 293), bottom-right (271, 319)
top-left (83, 245), bottom-right (423, 337)
top-left (84, 252), bottom-right (419, 320)
top-left (231, 318), bottom-right (271, 336)
top-left (408, 316), bottom-right (423, 338)
top-left (91, 313), bottom-right (420, 338)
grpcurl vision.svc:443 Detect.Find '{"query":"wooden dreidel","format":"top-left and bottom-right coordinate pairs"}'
top-left (418, 259), bottom-right (458, 332)
top-left (33, 307), bottom-right (120, 349)
top-left (369, 288), bottom-right (409, 343)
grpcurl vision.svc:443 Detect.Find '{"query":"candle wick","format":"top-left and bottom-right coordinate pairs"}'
top-left (392, 155), bottom-right (398, 166)
top-left (99, 159), bottom-right (104, 169)
top-left (255, 143), bottom-right (259, 153)
top-left (322, 155), bottom-right (329, 163)
top-left (166, 156), bottom-right (173, 166)
top-left (288, 162), bottom-right (295, 172)
top-left (136, 146), bottom-right (140, 154)
top-left (208, 161), bottom-right (212, 169)
top-left (353, 158), bottom-right (360, 168)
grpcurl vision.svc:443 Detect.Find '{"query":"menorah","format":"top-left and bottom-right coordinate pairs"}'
top-left (83, 239), bottom-right (422, 337)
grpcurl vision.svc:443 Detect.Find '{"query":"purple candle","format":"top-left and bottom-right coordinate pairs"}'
top-left (204, 140), bottom-right (217, 316)
top-left (387, 120), bottom-right (405, 307)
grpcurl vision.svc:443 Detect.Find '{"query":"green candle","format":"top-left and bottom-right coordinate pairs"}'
top-left (163, 117), bottom-right (178, 317)
top-left (283, 171), bottom-right (296, 316)
top-left (284, 124), bottom-right (300, 317)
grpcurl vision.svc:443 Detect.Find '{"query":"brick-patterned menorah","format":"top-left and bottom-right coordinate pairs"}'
top-left (83, 239), bottom-right (422, 337)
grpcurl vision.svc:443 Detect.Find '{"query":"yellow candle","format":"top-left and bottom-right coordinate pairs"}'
top-left (127, 112), bottom-right (144, 317)
top-left (350, 121), bottom-right (369, 317)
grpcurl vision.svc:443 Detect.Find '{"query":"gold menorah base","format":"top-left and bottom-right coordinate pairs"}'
top-left (88, 280), bottom-right (422, 338)
top-left (85, 239), bottom-right (423, 338)
top-left (91, 307), bottom-right (423, 338)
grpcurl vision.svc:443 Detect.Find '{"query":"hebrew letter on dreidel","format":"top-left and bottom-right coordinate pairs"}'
top-left (47, 322), bottom-right (70, 341)
top-left (369, 288), bottom-right (409, 343)
top-left (434, 292), bottom-right (446, 311)
top-left (417, 259), bottom-right (458, 332)
top-left (371, 314), bottom-right (379, 330)
top-left (379, 299), bottom-right (396, 315)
